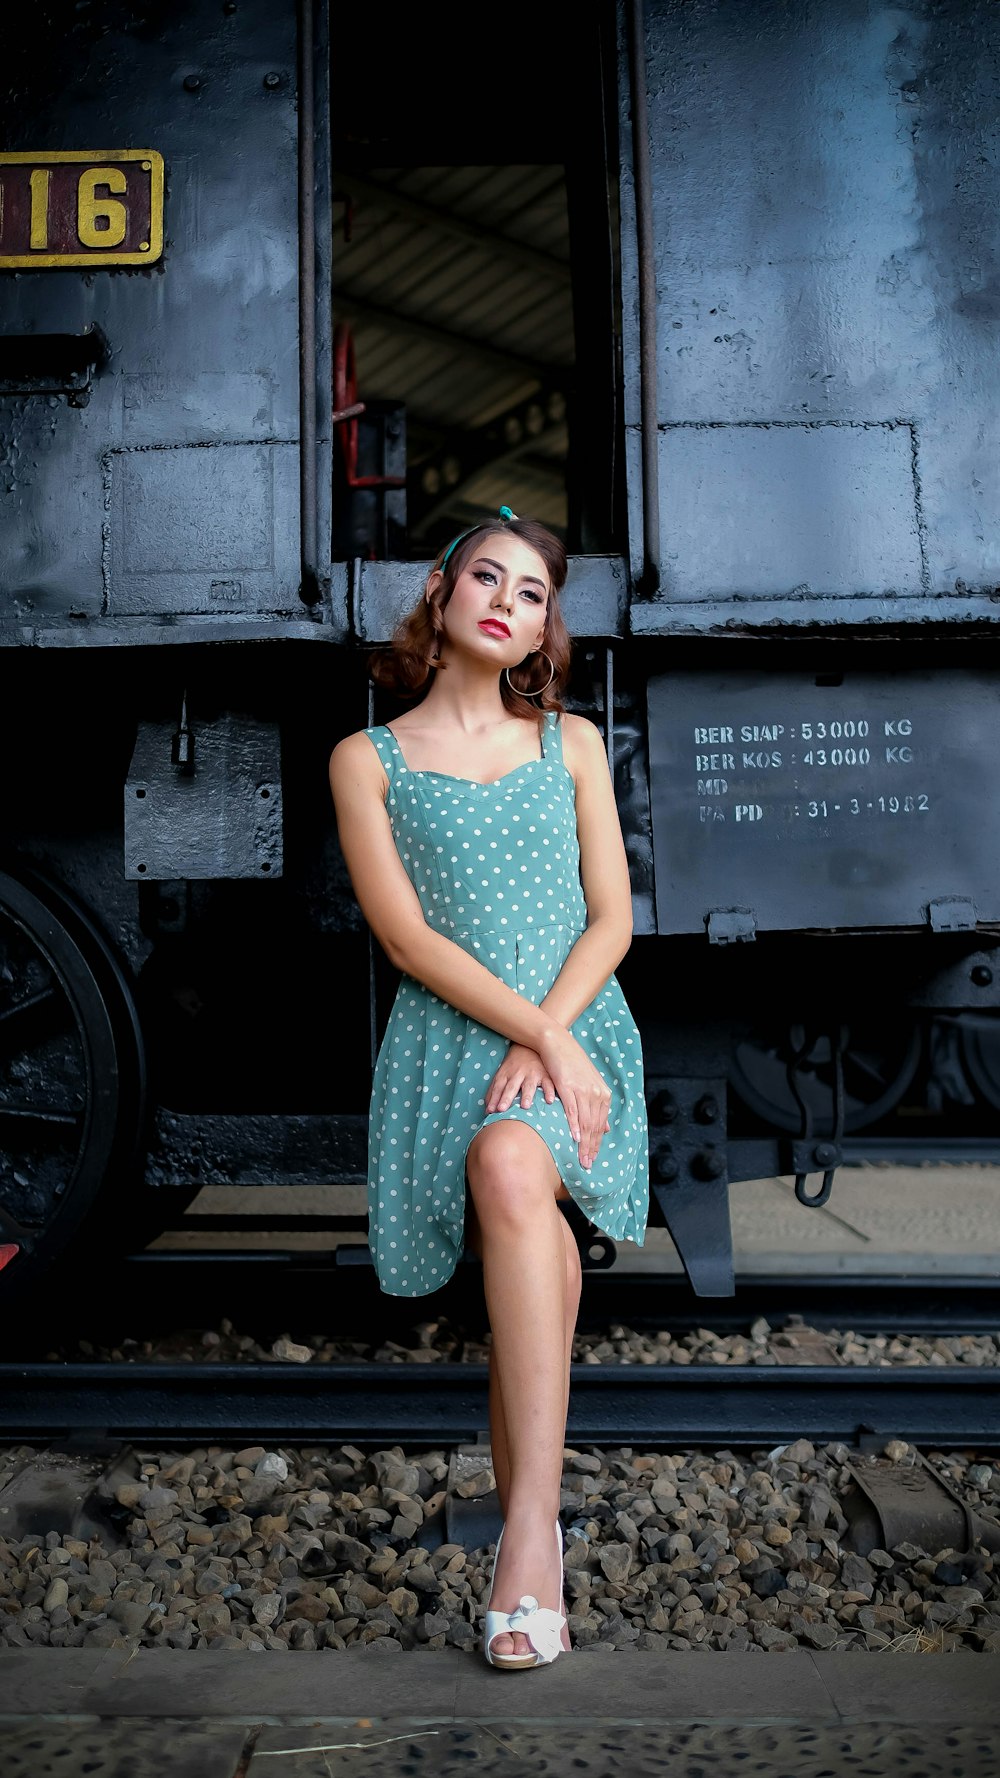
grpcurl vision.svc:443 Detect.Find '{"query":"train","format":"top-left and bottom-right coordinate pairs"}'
top-left (2, 0), bottom-right (999, 1302)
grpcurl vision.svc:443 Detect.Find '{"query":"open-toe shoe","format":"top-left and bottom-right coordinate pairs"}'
top-left (483, 1520), bottom-right (568, 1670)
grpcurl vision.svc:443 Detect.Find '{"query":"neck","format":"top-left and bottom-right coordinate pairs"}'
top-left (417, 650), bottom-right (511, 731)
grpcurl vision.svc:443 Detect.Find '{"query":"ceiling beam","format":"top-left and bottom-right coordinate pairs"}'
top-left (333, 170), bottom-right (571, 286)
top-left (334, 291), bottom-right (570, 387)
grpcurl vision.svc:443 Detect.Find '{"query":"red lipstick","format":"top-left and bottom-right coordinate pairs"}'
top-left (479, 619), bottom-right (510, 638)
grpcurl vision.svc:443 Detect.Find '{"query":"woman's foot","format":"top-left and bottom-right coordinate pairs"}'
top-left (486, 1513), bottom-right (570, 1661)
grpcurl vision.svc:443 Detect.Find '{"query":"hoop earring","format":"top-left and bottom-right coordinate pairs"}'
top-left (503, 650), bottom-right (556, 698)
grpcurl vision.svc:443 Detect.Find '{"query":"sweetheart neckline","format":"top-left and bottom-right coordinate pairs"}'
top-left (381, 725), bottom-right (548, 789)
top-left (404, 757), bottom-right (547, 789)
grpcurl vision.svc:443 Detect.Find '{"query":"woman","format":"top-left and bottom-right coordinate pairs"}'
top-left (329, 509), bottom-right (648, 1668)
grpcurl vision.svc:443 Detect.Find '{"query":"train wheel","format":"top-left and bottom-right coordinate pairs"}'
top-left (729, 1021), bottom-right (923, 1135)
top-left (959, 1013), bottom-right (1000, 1112)
top-left (0, 866), bottom-right (146, 1295)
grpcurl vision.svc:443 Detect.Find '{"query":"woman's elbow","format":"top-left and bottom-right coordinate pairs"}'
top-left (591, 907), bottom-right (633, 966)
top-left (374, 919), bottom-right (426, 976)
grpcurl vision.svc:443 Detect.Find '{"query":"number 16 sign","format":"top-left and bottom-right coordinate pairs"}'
top-left (0, 151), bottom-right (164, 268)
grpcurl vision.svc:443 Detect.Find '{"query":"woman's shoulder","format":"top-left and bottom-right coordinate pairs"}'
top-left (559, 711), bottom-right (608, 769)
top-left (328, 726), bottom-right (388, 788)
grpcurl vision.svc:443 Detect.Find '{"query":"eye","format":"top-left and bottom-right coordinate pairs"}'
top-left (474, 569), bottom-right (498, 586)
top-left (520, 588), bottom-right (544, 604)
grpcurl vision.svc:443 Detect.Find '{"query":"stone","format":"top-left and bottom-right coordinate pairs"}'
top-left (598, 1543), bottom-right (633, 1585)
top-left (254, 1453), bottom-right (289, 1482)
top-left (386, 1587), bottom-right (419, 1618)
top-left (284, 1592), bottom-right (329, 1623)
top-left (840, 1553), bottom-right (875, 1593)
top-left (270, 1338), bottom-right (313, 1364)
top-left (43, 1577), bottom-right (69, 1612)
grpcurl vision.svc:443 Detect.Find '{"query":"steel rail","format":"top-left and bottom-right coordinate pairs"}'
top-left (2, 1360), bottom-right (998, 1448)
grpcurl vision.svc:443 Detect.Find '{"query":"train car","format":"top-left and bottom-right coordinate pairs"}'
top-left (2, 0), bottom-right (999, 1301)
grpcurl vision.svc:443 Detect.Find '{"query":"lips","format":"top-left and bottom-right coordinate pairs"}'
top-left (478, 619), bottom-right (510, 638)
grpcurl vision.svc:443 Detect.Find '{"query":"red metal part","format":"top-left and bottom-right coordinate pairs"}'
top-left (333, 322), bottom-right (405, 490)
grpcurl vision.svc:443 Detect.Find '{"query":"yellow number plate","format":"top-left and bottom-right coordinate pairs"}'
top-left (0, 150), bottom-right (164, 268)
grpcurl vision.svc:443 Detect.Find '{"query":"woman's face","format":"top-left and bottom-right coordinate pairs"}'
top-left (435, 531), bottom-right (549, 666)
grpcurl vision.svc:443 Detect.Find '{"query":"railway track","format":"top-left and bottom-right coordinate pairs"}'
top-left (4, 1265), bottom-right (998, 1447)
top-left (3, 1353), bottom-right (999, 1447)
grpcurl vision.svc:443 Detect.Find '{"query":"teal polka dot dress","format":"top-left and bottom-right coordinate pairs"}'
top-left (363, 711), bottom-right (648, 1297)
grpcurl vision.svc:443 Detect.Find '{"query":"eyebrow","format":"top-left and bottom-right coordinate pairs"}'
top-left (473, 555), bottom-right (547, 592)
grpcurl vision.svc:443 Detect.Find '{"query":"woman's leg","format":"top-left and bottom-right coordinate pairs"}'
top-left (466, 1122), bottom-right (581, 1658)
top-left (468, 1204), bottom-right (582, 1517)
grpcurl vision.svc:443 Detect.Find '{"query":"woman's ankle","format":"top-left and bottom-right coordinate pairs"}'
top-left (501, 1496), bottom-right (561, 1535)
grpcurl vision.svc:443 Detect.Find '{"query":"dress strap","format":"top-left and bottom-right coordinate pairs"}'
top-left (540, 710), bottom-right (564, 763)
top-left (365, 724), bottom-right (405, 784)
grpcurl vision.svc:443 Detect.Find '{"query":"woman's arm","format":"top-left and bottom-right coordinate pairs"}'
top-left (539, 713), bottom-right (633, 1027)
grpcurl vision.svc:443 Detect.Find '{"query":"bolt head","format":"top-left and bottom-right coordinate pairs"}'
top-left (652, 1149), bottom-right (678, 1184)
top-left (971, 964), bottom-right (994, 987)
top-left (649, 1089), bottom-right (678, 1124)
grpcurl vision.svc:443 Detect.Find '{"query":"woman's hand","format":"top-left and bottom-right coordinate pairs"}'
top-left (485, 1044), bottom-right (557, 1115)
top-left (537, 1026), bottom-right (612, 1172)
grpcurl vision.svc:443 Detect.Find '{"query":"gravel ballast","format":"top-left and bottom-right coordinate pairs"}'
top-left (1, 1439), bottom-right (997, 1656)
top-left (38, 1313), bottom-right (1000, 1369)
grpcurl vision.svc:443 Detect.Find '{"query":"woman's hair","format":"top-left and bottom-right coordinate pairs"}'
top-left (369, 516), bottom-right (570, 719)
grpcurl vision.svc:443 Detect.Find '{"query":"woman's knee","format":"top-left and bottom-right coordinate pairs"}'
top-left (467, 1123), bottom-right (558, 1225)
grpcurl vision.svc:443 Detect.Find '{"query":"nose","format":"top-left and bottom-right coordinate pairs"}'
top-left (491, 581), bottom-right (514, 613)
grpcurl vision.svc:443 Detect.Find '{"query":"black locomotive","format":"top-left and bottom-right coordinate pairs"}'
top-left (2, 0), bottom-right (999, 1301)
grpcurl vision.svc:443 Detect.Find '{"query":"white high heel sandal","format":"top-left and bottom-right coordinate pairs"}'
top-left (483, 1520), bottom-right (568, 1670)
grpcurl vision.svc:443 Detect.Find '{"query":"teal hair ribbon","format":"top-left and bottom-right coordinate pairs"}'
top-left (440, 505), bottom-right (519, 570)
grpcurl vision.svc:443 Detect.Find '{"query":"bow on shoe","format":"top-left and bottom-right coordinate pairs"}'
top-left (505, 1594), bottom-right (566, 1665)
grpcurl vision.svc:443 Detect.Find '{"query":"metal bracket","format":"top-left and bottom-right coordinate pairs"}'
top-left (927, 896), bottom-right (977, 932)
top-left (706, 908), bottom-right (757, 945)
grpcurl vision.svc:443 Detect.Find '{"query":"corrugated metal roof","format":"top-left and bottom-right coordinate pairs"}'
top-left (333, 164), bottom-right (574, 549)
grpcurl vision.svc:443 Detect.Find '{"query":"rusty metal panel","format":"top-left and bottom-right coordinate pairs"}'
top-left (621, 0), bottom-right (1000, 624)
top-left (125, 715), bottom-right (282, 881)
top-left (0, 0), bottom-right (332, 635)
top-left (647, 669), bottom-right (1000, 934)
top-left (651, 422), bottom-right (923, 603)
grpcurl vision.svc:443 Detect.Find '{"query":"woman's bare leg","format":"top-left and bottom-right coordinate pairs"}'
top-left (472, 1208), bottom-right (582, 1517)
top-left (466, 1123), bottom-right (582, 1658)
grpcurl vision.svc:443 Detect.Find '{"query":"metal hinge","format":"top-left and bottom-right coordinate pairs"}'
top-left (706, 908), bottom-right (757, 945)
top-left (927, 897), bottom-right (977, 933)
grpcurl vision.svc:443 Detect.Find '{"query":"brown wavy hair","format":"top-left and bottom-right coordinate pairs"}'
top-left (369, 517), bottom-right (570, 720)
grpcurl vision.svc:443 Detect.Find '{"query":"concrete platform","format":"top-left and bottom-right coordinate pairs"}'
top-left (2, 1649), bottom-right (998, 1778)
top-left (154, 1166), bottom-right (1000, 1278)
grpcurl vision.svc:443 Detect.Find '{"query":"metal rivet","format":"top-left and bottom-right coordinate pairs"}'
top-left (183, 73), bottom-right (202, 92)
top-left (263, 71), bottom-right (282, 89)
top-left (971, 964), bottom-right (994, 987)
